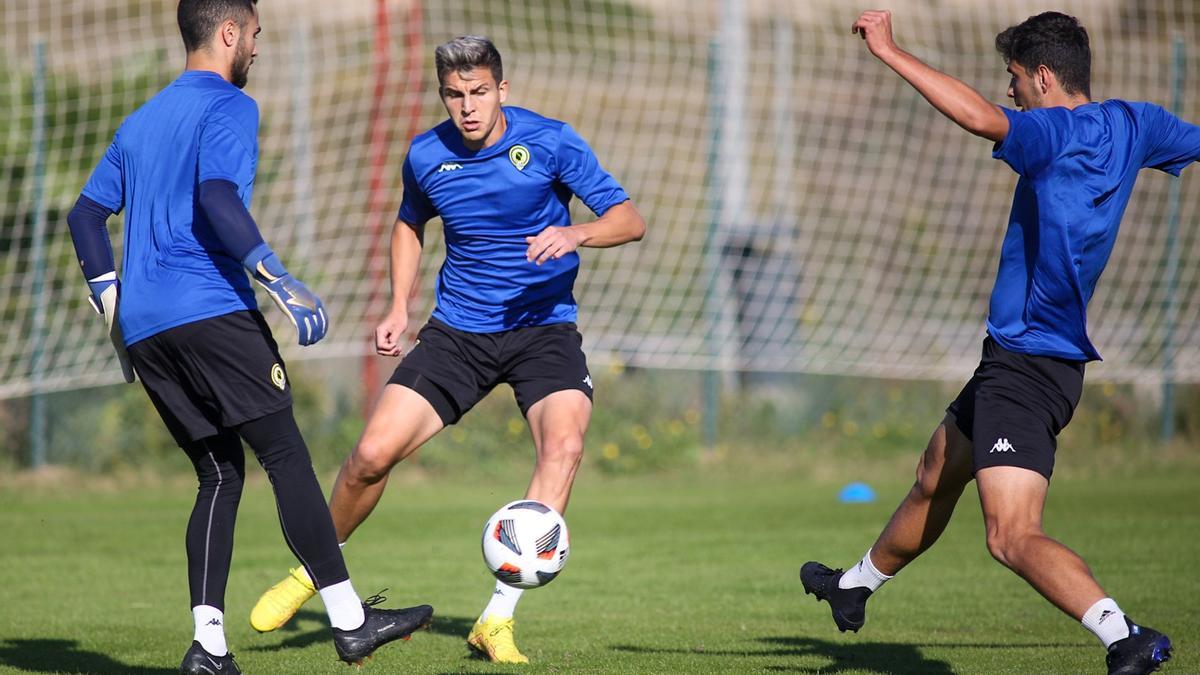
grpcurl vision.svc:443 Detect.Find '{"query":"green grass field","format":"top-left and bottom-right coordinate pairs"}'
top-left (1, 467), bottom-right (1196, 674)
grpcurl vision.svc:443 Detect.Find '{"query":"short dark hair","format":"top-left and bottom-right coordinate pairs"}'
top-left (177, 0), bottom-right (257, 53)
top-left (434, 36), bottom-right (504, 87)
top-left (995, 11), bottom-right (1091, 98)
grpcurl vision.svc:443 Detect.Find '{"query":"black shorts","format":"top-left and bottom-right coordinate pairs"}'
top-left (947, 336), bottom-right (1085, 480)
top-left (128, 310), bottom-right (292, 445)
top-left (387, 318), bottom-right (593, 426)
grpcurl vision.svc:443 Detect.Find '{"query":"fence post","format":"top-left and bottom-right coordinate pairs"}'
top-left (29, 39), bottom-right (49, 468)
top-left (1160, 36), bottom-right (1185, 442)
top-left (703, 40), bottom-right (722, 451)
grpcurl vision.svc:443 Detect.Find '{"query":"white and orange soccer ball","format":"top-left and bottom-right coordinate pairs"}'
top-left (481, 500), bottom-right (570, 589)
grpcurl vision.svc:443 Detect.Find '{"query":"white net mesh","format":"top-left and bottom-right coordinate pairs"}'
top-left (2, 0), bottom-right (1199, 400)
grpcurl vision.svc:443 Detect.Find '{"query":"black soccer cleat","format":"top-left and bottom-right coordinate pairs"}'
top-left (1106, 617), bottom-right (1172, 675)
top-left (331, 591), bottom-right (434, 664)
top-left (800, 561), bottom-right (873, 633)
top-left (180, 641), bottom-right (241, 675)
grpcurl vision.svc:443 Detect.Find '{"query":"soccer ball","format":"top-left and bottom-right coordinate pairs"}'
top-left (481, 499), bottom-right (570, 589)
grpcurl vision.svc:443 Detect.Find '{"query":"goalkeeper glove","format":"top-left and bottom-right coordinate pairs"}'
top-left (243, 243), bottom-right (328, 346)
top-left (85, 271), bottom-right (136, 383)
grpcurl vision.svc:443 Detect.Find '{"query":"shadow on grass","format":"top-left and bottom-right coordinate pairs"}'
top-left (242, 611), bottom-right (498, 674)
top-left (0, 638), bottom-right (176, 674)
top-left (425, 614), bottom-right (477, 639)
top-left (243, 610), bottom-right (477, 653)
top-left (242, 608), bottom-right (331, 652)
top-left (614, 636), bottom-right (957, 674)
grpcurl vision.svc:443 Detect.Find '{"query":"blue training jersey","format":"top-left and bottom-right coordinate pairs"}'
top-left (80, 70), bottom-right (260, 345)
top-left (398, 106), bottom-right (629, 332)
top-left (988, 101), bottom-right (1200, 361)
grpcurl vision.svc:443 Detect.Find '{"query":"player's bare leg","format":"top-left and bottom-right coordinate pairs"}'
top-left (974, 466), bottom-right (1172, 673)
top-left (871, 415), bottom-right (975, 573)
top-left (801, 415), bottom-right (974, 631)
top-left (470, 389), bottom-right (592, 664)
top-left (523, 390), bottom-right (592, 512)
top-left (329, 383), bottom-right (445, 541)
top-left (250, 384), bottom-right (442, 633)
top-left (975, 466), bottom-right (1104, 619)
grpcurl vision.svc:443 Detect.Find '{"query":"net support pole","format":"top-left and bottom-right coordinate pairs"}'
top-left (700, 1), bottom-right (751, 450)
top-left (717, 0), bottom-right (750, 228)
top-left (29, 39), bottom-right (49, 468)
top-left (290, 15), bottom-right (315, 259)
top-left (713, 0), bottom-right (747, 386)
top-left (702, 41), bottom-right (723, 451)
top-left (362, 0), bottom-right (392, 417)
top-left (770, 13), bottom-right (795, 221)
top-left (1160, 36), bottom-right (1185, 442)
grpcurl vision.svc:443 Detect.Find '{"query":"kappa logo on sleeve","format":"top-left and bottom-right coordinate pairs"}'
top-left (989, 437), bottom-right (1015, 453)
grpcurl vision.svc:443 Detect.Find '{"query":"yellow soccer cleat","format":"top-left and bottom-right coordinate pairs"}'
top-left (467, 616), bottom-right (530, 664)
top-left (249, 567), bottom-right (316, 633)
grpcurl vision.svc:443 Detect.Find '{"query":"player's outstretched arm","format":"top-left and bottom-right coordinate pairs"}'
top-left (197, 179), bottom-right (328, 346)
top-left (524, 200), bottom-right (645, 266)
top-left (853, 9), bottom-right (1009, 142)
top-left (375, 218), bottom-right (423, 357)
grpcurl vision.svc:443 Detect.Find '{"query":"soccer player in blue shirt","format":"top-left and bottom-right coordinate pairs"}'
top-left (801, 11), bottom-right (1196, 675)
top-left (249, 35), bottom-right (645, 663)
top-left (66, 1), bottom-right (432, 671)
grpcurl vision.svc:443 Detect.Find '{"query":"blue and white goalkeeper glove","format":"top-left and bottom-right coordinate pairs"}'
top-left (244, 244), bottom-right (328, 346)
top-left (85, 271), bottom-right (136, 383)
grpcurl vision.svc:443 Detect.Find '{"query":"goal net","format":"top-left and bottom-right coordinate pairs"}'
top-left (2, 0), bottom-right (1198, 400)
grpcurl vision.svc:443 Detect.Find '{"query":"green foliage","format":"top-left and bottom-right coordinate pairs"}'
top-left (6, 361), bottom-right (1199, 479)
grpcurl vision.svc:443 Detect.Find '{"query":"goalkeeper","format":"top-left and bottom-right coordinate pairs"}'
top-left (66, 1), bottom-right (431, 672)
top-left (249, 35), bottom-right (645, 665)
top-left (801, 11), bottom-right (1198, 675)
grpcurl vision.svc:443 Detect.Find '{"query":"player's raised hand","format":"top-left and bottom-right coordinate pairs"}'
top-left (525, 226), bottom-right (582, 266)
top-left (246, 247), bottom-right (328, 346)
top-left (374, 309), bottom-right (409, 357)
top-left (852, 10), bottom-right (899, 59)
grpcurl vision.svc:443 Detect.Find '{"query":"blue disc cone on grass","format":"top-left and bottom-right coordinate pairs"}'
top-left (838, 482), bottom-right (876, 503)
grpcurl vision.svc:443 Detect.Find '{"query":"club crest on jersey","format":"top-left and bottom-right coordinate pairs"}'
top-left (509, 145), bottom-right (530, 171)
top-left (271, 363), bottom-right (286, 390)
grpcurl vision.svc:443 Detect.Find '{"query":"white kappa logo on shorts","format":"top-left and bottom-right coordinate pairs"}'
top-left (989, 437), bottom-right (1015, 453)
top-left (582, 374), bottom-right (593, 390)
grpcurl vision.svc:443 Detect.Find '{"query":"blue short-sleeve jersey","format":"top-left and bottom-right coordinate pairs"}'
top-left (398, 106), bottom-right (629, 332)
top-left (989, 101), bottom-right (1200, 361)
top-left (80, 70), bottom-right (260, 345)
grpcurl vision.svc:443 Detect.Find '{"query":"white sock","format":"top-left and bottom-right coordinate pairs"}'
top-left (480, 581), bottom-right (524, 620)
top-left (838, 548), bottom-right (893, 592)
top-left (192, 605), bottom-right (228, 656)
top-left (1082, 598), bottom-right (1129, 648)
top-left (319, 579), bottom-right (366, 631)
